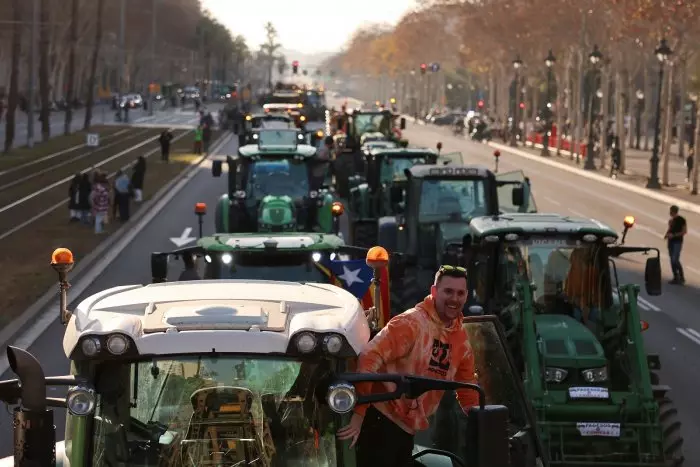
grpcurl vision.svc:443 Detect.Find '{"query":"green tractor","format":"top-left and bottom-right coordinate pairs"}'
top-left (211, 129), bottom-right (338, 234)
top-left (454, 212), bottom-right (683, 466)
top-left (333, 109), bottom-right (408, 198)
top-left (347, 146), bottom-right (453, 247)
top-left (377, 164), bottom-right (537, 315)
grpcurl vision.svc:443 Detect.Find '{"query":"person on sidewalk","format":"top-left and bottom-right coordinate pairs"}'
top-left (685, 151), bottom-right (694, 183)
top-left (114, 169), bottom-right (132, 222)
top-left (159, 130), bottom-right (173, 162)
top-left (68, 174), bottom-right (82, 221)
top-left (194, 125), bottom-right (203, 154)
top-left (336, 265), bottom-right (479, 466)
top-left (664, 205), bottom-right (687, 285)
top-left (90, 171), bottom-right (110, 234)
top-left (131, 156), bottom-right (146, 202)
top-left (78, 173), bottom-right (92, 224)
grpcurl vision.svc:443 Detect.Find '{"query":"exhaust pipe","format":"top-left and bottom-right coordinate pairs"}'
top-left (7, 346), bottom-right (56, 466)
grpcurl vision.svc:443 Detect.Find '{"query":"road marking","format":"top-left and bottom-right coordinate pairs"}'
top-left (544, 196), bottom-right (561, 206)
top-left (567, 208), bottom-right (587, 218)
top-left (170, 227), bottom-right (196, 247)
top-left (677, 327), bottom-right (700, 346)
top-left (638, 296), bottom-right (661, 312)
top-left (637, 300), bottom-right (650, 311)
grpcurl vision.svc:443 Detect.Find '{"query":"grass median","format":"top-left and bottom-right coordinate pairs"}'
top-left (0, 129), bottom-right (223, 326)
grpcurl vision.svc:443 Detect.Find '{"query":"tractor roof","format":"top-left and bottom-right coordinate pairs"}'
top-left (370, 147), bottom-right (438, 157)
top-left (468, 213), bottom-right (618, 238)
top-left (238, 133), bottom-right (317, 159)
top-left (64, 280), bottom-right (369, 360)
top-left (408, 164), bottom-right (493, 179)
top-left (197, 232), bottom-right (345, 252)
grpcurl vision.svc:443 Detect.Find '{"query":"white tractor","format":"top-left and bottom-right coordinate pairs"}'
top-left (0, 247), bottom-right (544, 467)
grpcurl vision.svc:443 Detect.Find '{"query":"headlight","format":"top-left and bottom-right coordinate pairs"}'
top-left (295, 332), bottom-right (317, 353)
top-left (323, 334), bottom-right (343, 354)
top-left (544, 367), bottom-right (568, 383)
top-left (66, 385), bottom-right (96, 416)
top-left (327, 382), bottom-right (357, 414)
top-left (106, 334), bottom-right (129, 355)
top-left (312, 252), bottom-right (322, 262)
top-left (582, 367), bottom-right (608, 383)
top-left (81, 337), bottom-right (101, 357)
top-left (309, 190), bottom-right (318, 198)
top-left (221, 253), bottom-right (233, 264)
top-left (234, 190), bottom-right (246, 199)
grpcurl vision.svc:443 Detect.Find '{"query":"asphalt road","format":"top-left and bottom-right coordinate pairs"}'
top-left (402, 121), bottom-right (700, 463)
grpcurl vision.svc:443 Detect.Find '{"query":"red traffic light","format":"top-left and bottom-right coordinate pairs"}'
top-left (477, 100), bottom-right (484, 108)
top-left (420, 63), bottom-right (427, 74)
top-left (519, 102), bottom-right (525, 109)
top-left (292, 60), bottom-right (299, 66)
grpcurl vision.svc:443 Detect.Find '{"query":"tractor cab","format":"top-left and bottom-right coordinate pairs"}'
top-left (456, 212), bottom-right (683, 465)
top-left (212, 129), bottom-right (337, 234)
top-left (241, 112), bottom-right (297, 145)
top-left (374, 164), bottom-right (536, 315)
top-left (0, 247), bottom-right (548, 467)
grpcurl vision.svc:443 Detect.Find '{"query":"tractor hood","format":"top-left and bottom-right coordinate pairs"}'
top-left (535, 314), bottom-right (607, 370)
top-left (258, 195), bottom-right (297, 231)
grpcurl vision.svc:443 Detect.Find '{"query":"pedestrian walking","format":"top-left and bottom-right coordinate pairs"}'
top-left (114, 169), bottom-right (132, 222)
top-left (78, 173), bottom-right (92, 224)
top-left (131, 156), bottom-right (146, 202)
top-left (159, 130), bottom-right (173, 162)
top-left (664, 205), bottom-right (687, 285)
top-left (194, 125), bottom-right (203, 154)
top-left (685, 150), bottom-right (694, 183)
top-left (68, 174), bottom-right (81, 221)
top-left (90, 171), bottom-right (110, 234)
top-left (202, 122), bottom-right (212, 154)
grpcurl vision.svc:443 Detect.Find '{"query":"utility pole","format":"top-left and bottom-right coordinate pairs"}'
top-left (27, 0), bottom-right (38, 148)
top-left (149, 0), bottom-right (156, 116)
top-left (118, 0), bottom-right (125, 117)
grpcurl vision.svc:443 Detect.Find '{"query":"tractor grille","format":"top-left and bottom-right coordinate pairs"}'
top-left (545, 339), bottom-right (568, 354)
top-left (574, 339), bottom-right (598, 356)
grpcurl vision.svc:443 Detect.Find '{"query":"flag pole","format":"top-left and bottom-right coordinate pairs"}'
top-left (365, 246), bottom-right (390, 334)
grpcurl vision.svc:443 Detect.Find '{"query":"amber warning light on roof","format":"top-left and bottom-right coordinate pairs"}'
top-left (51, 247), bottom-right (74, 265)
top-left (366, 246), bottom-right (389, 269)
top-left (195, 202), bottom-right (207, 215)
top-left (623, 216), bottom-right (635, 228)
top-left (331, 202), bottom-right (344, 216)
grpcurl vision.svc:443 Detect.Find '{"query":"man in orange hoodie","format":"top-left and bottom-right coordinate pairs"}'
top-left (337, 265), bottom-right (480, 466)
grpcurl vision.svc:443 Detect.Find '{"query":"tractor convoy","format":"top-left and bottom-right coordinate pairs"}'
top-left (0, 99), bottom-right (686, 467)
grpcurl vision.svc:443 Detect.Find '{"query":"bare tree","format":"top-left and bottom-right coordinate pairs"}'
top-left (84, 0), bottom-right (104, 130)
top-left (64, 0), bottom-right (80, 135)
top-left (3, 0), bottom-right (22, 153)
top-left (38, 0), bottom-right (51, 141)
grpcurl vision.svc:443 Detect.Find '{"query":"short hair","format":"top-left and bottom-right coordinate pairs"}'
top-left (434, 265), bottom-right (467, 287)
top-left (670, 205), bottom-right (679, 214)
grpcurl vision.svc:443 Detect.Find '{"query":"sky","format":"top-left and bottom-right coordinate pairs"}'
top-left (201, 0), bottom-right (417, 55)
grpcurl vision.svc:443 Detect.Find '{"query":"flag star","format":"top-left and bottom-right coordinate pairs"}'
top-left (338, 266), bottom-right (363, 287)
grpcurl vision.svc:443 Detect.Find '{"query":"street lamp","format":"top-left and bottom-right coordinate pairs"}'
top-left (647, 38), bottom-right (672, 189)
top-left (510, 55), bottom-right (523, 147)
top-left (584, 45), bottom-right (603, 170)
top-left (541, 50), bottom-right (556, 156)
top-left (635, 90), bottom-right (645, 149)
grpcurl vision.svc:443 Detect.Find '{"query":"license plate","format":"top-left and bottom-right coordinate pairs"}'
top-left (576, 422), bottom-right (620, 437)
top-left (568, 386), bottom-right (609, 399)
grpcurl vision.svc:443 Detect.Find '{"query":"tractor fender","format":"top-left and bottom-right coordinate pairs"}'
top-left (215, 194), bottom-right (230, 233)
top-left (378, 216), bottom-right (398, 253)
top-left (317, 192), bottom-right (335, 233)
top-left (349, 182), bottom-right (370, 218)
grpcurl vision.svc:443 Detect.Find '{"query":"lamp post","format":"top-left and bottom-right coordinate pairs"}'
top-left (690, 92), bottom-right (698, 151)
top-left (541, 50), bottom-right (556, 156)
top-left (510, 55), bottom-right (523, 147)
top-left (635, 90), bottom-right (645, 149)
top-left (647, 38), bottom-right (672, 189)
top-left (584, 45), bottom-right (603, 170)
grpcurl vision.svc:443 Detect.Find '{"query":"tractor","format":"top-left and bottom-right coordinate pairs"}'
top-left (0, 246), bottom-right (550, 467)
top-left (451, 212), bottom-right (684, 466)
top-left (376, 164), bottom-right (537, 315)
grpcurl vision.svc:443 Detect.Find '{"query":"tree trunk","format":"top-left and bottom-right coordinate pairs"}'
top-left (83, 0), bottom-right (104, 130)
top-left (661, 63), bottom-right (674, 186)
top-left (572, 49), bottom-right (583, 160)
top-left (3, 0), bottom-right (22, 153)
top-left (677, 58), bottom-right (687, 160)
top-left (615, 62), bottom-right (626, 172)
top-left (692, 103), bottom-right (700, 194)
top-left (38, 0), bottom-right (51, 142)
top-left (643, 62), bottom-right (652, 150)
top-left (598, 66), bottom-right (610, 168)
top-left (64, 0), bottom-right (79, 135)
top-left (555, 63), bottom-right (567, 156)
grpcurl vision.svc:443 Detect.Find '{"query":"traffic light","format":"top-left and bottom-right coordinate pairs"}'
top-left (477, 100), bottom-right (485, 109)
top-left (292, 60), bottom-right (299, 74)
top-left (420, 63), bottom-right (427, 75)
top-left (519, 102), bottom-right (525, 109)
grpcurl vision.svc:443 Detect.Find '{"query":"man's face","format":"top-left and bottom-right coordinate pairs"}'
top-left (670, 209), bottom-right (678, 218)
top-left (431, 275), bottom-right (468, 323)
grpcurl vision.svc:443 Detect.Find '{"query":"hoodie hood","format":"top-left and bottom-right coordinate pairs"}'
top-left (416, 295), bottom-right (463, 332)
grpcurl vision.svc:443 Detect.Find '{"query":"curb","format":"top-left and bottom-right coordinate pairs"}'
top-left (488, 140), bottom-right (700, 215)
top-left (0, 131), bottom-right (234, 354)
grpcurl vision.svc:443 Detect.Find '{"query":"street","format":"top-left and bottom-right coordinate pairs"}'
top-left (403, 121), bottom-right (700, 462)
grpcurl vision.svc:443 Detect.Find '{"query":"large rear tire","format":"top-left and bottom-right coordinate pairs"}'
top-left (657, 395), bottom-right (684, 466)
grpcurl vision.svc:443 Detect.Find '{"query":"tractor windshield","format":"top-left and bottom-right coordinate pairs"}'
top-left (205, 251), bottom-right (331, 283)
top-left (380, 157), bottom-right (427, 183)
top-left (418, 178), bottom-right (489, 223)
top-left (84, 356), bottom-right (340, 466)
top-left (353, 113), bottom-right (392, 137)
top-left (245, 159), bottom-right (309, 199)
top-left (496, 238), bottom-right (612, 321)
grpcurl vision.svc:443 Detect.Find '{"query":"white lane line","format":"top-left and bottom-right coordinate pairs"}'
top-left (638, 296), bottom-right (661, 312)
top-left (637, 300), bottom-right (651, 311)
top-left (543, 196), bottom-right (561, 206)
top-left (634, 224), bottom-right (664, 238)
top-left (567, 208), bottom-right (587, 218)
top-left (677, 328), bottom-right (700, 346)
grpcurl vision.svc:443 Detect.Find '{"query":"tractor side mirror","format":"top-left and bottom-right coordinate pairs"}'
top-left (212, 160), bottom-right (222, 177)
top-left (645, 256), bottom-right (662, 296)
top-left (512, 186), bottom-right (524, 206)
top-left (465, 405), bottom-right (510, 467)
top-left (151, 253), bottom-right (168, 283)
top-left (400, 117), bottom-right (406, 130)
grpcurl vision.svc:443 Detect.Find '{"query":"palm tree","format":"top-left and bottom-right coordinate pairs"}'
top-left (64, 0), bottom-right (79, 135)
top-left (83, 0), bottom-right (105, 130)
top-left (3, 0), bottom-right (22, 153)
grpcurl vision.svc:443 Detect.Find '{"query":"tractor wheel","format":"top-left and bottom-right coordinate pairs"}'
top-left (656, 395), bottom-right (684, 466)
top-left (352, 223), bottom-right (377, 249)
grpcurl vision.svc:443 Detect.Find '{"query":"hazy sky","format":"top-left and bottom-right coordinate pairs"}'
top-left (201, 0), bottom-right (417, 54)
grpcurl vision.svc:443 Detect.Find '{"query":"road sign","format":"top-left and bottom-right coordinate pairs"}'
top-left (86, 133), bottom-right (99, 147)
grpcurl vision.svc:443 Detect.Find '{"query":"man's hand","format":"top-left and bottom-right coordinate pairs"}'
top-left (336, 412), bottom-right (364, 448)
